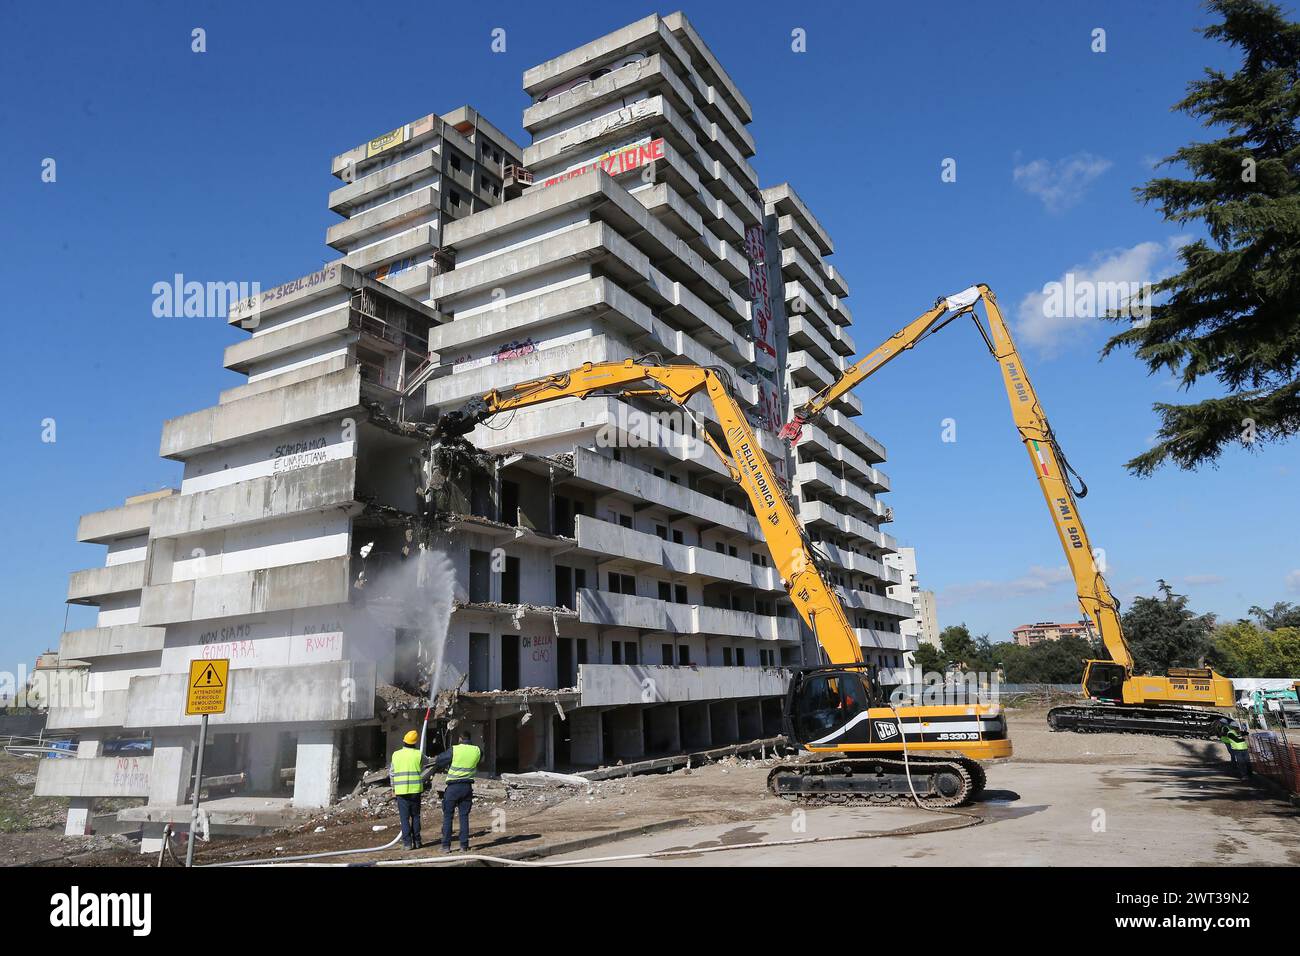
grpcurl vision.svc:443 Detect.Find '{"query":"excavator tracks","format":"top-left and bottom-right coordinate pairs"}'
top-left (1047, 704), bottom-right (1225, 739)
top-left (767, 755), bottom-right (986, 808)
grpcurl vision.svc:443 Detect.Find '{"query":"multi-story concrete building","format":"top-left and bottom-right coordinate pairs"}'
top-left (1011, 620), bottom-right (1098, 647)
top-left (884, 547), bottom-right (940, 651)
top-left (41, 12), bottom-right (915, 849)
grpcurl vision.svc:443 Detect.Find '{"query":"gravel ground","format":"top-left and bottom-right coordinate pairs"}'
top-left (0, 705), bottom-right (1257, 867)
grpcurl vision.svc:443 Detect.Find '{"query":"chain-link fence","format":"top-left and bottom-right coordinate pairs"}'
top-left (1249, 731), bottom-right (1300, 797)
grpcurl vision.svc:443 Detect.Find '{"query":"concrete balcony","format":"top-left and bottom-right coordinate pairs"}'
top-left (577, 588), bottom-right (800, 642)
top-left (77, 496), bottom-right (164, 544)
top-left (328, 149), bottom-right (439, 216)
top-left (67, 561), bottom-right (146, 604)
top-left (856, 628), bottom-right (920, 653)
top-left (799, 500), bottom-right (894, 551)
top-left (36, 755), bottom-right (152, 798)
top-left (223, 303), bottom-right (352, 373)
top-left (823, 262), bottom-right (850, 299)
top-left (841, 588), bottom-right (917, 621)
top-left (795, 460), bottom-right (884, 515)
top-left (780, 245), bottom-right (837, 310)
top-left (663, 12), bottom-right (753, 122)
top-left (160, 366), bottom-right (363, 461)
top-left (437, 217), bottom-right (751, 363)
top-left (787, 288), bottom-right (854, 358)
top-left (577, 663), bottom-right (788, 707)
top-left (525, 94), bottom-right (705, 182)
top-left (761, 183), bottom-right (833, 257)
top-left (569, 451), bottom-right (756, 536)
top-left (425, 276), bottom-right (754, 394)
top-left (326, 185), bottom-right (438, 252)
top-left (788, 384), bottom-right (862, 420)
top-left (798, 424), bottom-right (891, 492)
top-left (151, 458), bottom-right (358, 540)
top-left (46, 689), bottom-right (129, 731)
top-left (815, 540), bottom-right (903, 586)
top-left (343, 223), bottom-right (436, 275)
top-left (787, 350), bottom-right (838, 391)
top-left (124, 660), bottom-right (375, 730)
top-left (139, 555), bottom-right (351, 627)
top-left (61, 624), bottom-right (165, 660)
top-left (817, 407), bottom-right (887, 464)
top-left (574, 514), bottom-right (781, 592)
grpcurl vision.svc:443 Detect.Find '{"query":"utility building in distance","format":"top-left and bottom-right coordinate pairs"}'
top-left (41, 12), bottom-right (915, 851)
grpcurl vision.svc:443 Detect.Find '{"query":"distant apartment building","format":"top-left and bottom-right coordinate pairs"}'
top-left (883, 547), bottom-right (940, 650)
top-left (1012, 620), bottom-right (1099, 647)
top-left (41, 12), bottom-right (915, 850)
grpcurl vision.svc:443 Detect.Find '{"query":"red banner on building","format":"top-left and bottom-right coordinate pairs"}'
top-left (745, 225), bottom-right (778, 371)
top-left (539, 138), bottom-right (666, 188)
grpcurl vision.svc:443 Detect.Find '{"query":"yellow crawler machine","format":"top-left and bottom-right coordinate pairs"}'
top-left (783, 284), bottom-right (1234, 738)
top-left (431, 357), bottom-right (1010, 806)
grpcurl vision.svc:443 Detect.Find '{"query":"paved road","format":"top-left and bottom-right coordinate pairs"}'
top-left (546, 760), bottom-right (1300, 866)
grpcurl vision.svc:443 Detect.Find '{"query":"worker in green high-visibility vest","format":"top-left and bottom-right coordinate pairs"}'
top-left (433, 728), bottom-right (481, 852)
top-left (1215, 720), bottom-right (1252, 780)
top-left (390, 730), bottom-right (425, 850)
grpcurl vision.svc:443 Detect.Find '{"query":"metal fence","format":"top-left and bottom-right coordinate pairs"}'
top-left (1249, 732), bottom-right (1300, 796)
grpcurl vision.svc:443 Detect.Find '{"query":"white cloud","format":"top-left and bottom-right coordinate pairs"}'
top-left (937, 565), bottom-right (1072, 607)
top-left (1016, 238), bottom-right (1185, 357)
top-left (1287, 570), bottom-right (1300, 594)
top-left (1013, 152), bottom-right (1112, 212)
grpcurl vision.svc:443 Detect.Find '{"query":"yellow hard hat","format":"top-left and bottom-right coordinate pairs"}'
top-left (403, 730), bottom-right (419, 746)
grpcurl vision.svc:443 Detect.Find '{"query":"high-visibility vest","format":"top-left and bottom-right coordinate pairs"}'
top-left (1221, 733), bottom-right (1249, 752)
top-left (391, 746), bottom-right (424, 795)
top-left (446, 743), bottom-right (481, 782)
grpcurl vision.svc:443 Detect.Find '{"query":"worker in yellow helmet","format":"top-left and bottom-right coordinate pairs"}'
top-left (433, 727), bottom-right (482, 852)
top-left (390, 729), bottom-right (425, 850)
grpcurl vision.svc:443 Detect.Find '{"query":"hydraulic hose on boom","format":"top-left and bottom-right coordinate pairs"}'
top-left (783, 285), bottom-right (1234, 738)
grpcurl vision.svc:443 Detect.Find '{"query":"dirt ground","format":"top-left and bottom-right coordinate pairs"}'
top-left (1, 705), bottom-right (1291, 867)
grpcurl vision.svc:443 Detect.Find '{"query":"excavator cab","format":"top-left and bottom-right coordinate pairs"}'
top-left (1081, 659), bottom-right (1127, 702)
top-left (785, 665), bottom-right (883, 748)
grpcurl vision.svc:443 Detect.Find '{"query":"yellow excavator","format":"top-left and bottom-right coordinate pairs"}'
top-left (430, 356), bottom-right (1011, 805)
top-left (782, 284), bottom-right (1235, 738)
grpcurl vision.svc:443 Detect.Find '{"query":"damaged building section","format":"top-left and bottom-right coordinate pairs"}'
top-left (45, 15), bottom-right (914, 853)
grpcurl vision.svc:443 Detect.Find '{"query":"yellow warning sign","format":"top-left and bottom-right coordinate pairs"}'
top-left (186, 659), bottom-right (229, 716)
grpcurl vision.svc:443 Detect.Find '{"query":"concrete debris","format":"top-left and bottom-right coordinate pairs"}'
top-left (375, 683), bottom-right (423, 712)
top-left (501, 771), bottom-right (590, 789)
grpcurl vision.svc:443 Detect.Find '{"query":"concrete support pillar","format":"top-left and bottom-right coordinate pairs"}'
top-left (644, 705), bottom-right (680, 755)
top-left (65, 736), bottom-right (104, 836)
top-left (737, 700), bottom-right (763, 740)
top-left (709, 700), bottom-right (738, 746)
top-left (680, 702), bottom-right (711, 750)
top-left (65, 798), bottom-right (96, 836)
top-left (292, 729), bottom-right (340, 809)
top-left (605, 706), bottom-right (645, 762)
top-left (140, 823), bottom-right (168, 856)
top-left (569, 710), bottom-right (602, 766)
top-left (244, 732), bottom-right (282, 794)
top-left (148, 731), bottom-right (195, 807)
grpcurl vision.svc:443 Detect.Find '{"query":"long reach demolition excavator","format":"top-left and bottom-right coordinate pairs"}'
top-left (781, 284), bottom-right (1235, 738)
top-left (431, 357), bottom-right (1011, 805)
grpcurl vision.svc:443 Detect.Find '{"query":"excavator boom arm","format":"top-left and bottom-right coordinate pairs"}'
top-left (783, 285), bottom-right (1134, 674)
top-left (436, 359), bottom-right (865, 667)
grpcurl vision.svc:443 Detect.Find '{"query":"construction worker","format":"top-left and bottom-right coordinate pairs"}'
top-left (390, 730), bottom-right (425, 850)
top-left (433, 728), bottom-right (481, 852)
top-left (1216, 720), bottom-right (1252, 780)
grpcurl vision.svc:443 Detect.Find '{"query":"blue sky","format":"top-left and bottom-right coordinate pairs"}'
top-left (2, 0), bottom-right (1298, 671)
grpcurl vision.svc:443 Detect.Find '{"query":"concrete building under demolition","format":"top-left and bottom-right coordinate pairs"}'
top-left (39, 12), bottom-right (916, 849)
